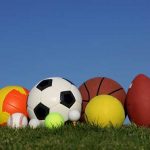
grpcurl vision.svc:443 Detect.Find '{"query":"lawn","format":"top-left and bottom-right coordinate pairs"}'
top-left (0, 124), bottom-right (150, 150)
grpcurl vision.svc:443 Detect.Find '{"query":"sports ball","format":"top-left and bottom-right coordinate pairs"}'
top-left (79, 77), bottom-right (126, 121)
top-left (29, 119), bottom-right (41, 129)
top-left (68, 110), bottom-right (81, 121)
top-left (7, 113), bottom-right (28, 128)
top-left (126, 74), bottom-right (150, 127)
top-left (85, 95), bottom-right (125, 128)
top-left (27, 77), bottom-right (82, 122)
top-left (45, 112), bottom-right (64, 129)
top-left (0, 86), bottom-right (29, 126)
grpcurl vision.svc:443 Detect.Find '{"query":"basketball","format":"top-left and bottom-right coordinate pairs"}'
top-left (79, 77), bottom-right (126, 121)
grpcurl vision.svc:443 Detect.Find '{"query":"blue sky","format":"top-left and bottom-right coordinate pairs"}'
top-left (0, 1), bottom-right (150, 123)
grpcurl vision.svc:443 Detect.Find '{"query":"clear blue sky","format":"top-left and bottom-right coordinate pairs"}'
top-left (0, 0), bottom-right (150, 123)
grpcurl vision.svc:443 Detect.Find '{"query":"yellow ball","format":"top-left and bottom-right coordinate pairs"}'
top-left (85, 95), bottom-right (125, 128)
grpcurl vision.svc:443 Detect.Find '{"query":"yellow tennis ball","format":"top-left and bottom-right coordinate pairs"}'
top-left (85, 95), bottom-right (125, 128)
top-left (45, 112), bottom-right (64, 129)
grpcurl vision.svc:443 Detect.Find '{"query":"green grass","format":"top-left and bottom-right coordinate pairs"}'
top-left (0, 124), bottom-right (150, 150)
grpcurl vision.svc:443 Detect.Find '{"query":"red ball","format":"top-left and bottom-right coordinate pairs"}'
top-left (126, 74), bottom-right (150, 127)
top-left (79, 77), bottom-right (126, 121)
top-left (0, 86), bottom-right (29, 126)
top-left (3, 89), bottom-right (29, 116)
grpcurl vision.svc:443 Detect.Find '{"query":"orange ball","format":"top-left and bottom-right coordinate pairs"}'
top-left (0, 86), bottom-right (29, 126)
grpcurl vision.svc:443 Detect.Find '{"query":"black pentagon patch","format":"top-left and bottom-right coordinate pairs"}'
top-left (63, 78), bottom-right (75, 85)
top-left (34, 103), bottom-right (49, 120)
top-left (36, 79), bottom-right (52, 91)
top-left (60, 91), bottom-right (75, 108)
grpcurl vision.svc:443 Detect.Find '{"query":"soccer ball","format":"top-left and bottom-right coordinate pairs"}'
top-left (27, 77), bottom-right (82, 122)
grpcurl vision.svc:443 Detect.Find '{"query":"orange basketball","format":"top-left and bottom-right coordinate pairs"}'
top-left (0, 86), bottom-right (29, 126)
top-left (79, 77), bottom-right (126, 121)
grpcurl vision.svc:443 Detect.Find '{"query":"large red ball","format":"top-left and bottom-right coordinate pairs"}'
top-left (79, 77), bottom-right (126, 121)
top-left (126, 74), bottom-right (150, 127)
top-left (0, 86), bottom-right (29, 126)
top-left (3, 89), bottom-right (29, 116)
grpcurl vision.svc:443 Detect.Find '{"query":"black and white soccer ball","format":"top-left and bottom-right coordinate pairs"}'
top-left (27, 77), bottom-right (82, 122)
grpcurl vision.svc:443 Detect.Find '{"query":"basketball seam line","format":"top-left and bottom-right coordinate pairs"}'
top-left (82, 99), bottom-right (89, 102)
top-left (108, 88), bottom-right (123, 95)
top-left (96, 77), bottom-right (105, 95)
top-left (84, 83), bottom-right (90, 100)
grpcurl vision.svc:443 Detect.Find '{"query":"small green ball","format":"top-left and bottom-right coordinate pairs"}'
top-left (45, 112), bottom-right (64, 129)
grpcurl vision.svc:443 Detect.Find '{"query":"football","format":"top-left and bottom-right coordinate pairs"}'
top-left (79, 77), bottom-right (126, 121)
top-left (27, 77), bottom-right (82, 122)
top-left (126, 74), bottom-right (150, 127)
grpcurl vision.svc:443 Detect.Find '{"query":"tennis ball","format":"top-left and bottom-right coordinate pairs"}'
top-left (85, 95), bottom-right (125, 128)
top-left (45, 112), bottom-right (64, 129)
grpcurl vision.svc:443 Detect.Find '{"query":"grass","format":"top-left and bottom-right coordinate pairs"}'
top-left (0, 124), bottom-right (150, 150)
